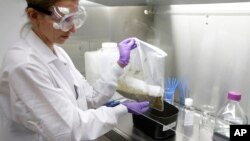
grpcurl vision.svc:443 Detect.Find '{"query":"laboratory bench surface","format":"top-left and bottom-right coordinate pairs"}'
top-left (102, 105), bottom-right (214, 141)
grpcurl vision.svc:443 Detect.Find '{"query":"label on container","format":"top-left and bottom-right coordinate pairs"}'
top-left (163, 121), bottom-right (177, 131)
top-left (184, 109), bottom-right (194, 126)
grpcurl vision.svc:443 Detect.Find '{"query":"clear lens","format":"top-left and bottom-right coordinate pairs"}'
top-left (51, 6), bottom-right (87, 31)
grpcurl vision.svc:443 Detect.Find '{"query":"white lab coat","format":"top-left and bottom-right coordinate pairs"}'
top-left (0, 29), bottom-right (128, 141)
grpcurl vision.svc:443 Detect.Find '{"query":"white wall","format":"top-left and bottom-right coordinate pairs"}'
top-left (0, 0), bottom-right (27, 66)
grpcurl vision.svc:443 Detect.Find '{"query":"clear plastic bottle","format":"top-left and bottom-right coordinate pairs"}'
top-left (182, 98), bottom-right (194, 135)
top-left (183, 98), bottom-right (194, 126)
top-left (213, 91), bottom-right (248, 141)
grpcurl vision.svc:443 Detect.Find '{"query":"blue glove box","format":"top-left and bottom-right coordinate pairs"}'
top-left (132, 101), bottom-right (179, 140)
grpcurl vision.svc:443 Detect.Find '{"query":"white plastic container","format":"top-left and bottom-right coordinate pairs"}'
top-left (85, 42), bottom-right (119, 85)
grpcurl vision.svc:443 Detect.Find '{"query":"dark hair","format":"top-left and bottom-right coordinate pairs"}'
top-left (26, 0), bottom-right (61, 10)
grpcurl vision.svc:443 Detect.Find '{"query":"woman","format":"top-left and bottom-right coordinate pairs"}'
top-left (0, 0), bottom-right (149, 141)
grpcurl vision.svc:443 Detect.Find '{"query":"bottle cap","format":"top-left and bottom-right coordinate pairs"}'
top-left (228, 91), bottom-right (241, 101)
top-left (185, 98), bottom-right (193, 107)
top-left (101, 42), bottom-right (118, 50)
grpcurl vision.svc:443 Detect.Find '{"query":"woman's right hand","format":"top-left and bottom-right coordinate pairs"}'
top-left (121, 100), bottom-right (150, 115)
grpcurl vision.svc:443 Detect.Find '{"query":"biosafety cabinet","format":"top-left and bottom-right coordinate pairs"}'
top-left (73, 0), bottom-right (250, 140)
top-left (63, 0), bottom-right (250, 140)
top-left (1, 0), bottom-right (250, 141)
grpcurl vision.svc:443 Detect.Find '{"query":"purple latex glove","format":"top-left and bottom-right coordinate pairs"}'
top-left (118, 38), bottom-right (137, 66)
top-left (121, 100), bottom-right (150, 115)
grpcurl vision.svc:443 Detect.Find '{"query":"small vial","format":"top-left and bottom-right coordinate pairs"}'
top-left (184, 98), bottom-right (194, 126)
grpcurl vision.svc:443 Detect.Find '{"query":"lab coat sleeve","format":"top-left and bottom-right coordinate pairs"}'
top-left (85, 63), bottom-right (124, 108)
top-left (57, 47), bottom-right (124, 108)
top-left (9, 63), bottom-right (127, 141)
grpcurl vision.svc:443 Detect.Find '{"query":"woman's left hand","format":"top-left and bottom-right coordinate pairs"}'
top-left (117, 37), bottom-right (137, 68)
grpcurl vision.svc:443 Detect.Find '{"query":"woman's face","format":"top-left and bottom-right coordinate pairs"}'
top-left (35, 0), bottom-right (79, 45)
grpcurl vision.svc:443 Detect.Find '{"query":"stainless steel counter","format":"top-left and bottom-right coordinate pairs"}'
top-left (105, 106), bottom-right (214, 141)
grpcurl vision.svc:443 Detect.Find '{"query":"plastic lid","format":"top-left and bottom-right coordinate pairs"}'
top-left (228, 91), bottom-right (241, 101)
top-left (101, 42), bottom-right (117, 50)
top-left (185, 98), bottom-right (193, 107)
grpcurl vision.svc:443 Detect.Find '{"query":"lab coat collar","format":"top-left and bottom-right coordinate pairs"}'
top-left (25, 29), bottom-right (58, 64)
top-left (24, 29), bottom-right (77, 102)
top-left (54, 45), bottom-right (68, 65)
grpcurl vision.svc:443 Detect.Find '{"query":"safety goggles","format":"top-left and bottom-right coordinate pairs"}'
top-left (28, 4), bottom-right (87, 32)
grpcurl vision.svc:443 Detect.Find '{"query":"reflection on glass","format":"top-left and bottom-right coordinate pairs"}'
top-left (132, 101), bottom-right (179, 140)
top-left (199, 105), bottom-right (215, 140)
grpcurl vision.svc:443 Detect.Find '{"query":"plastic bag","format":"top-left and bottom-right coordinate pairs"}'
top-left (117, 38), bottom-right (167, 111)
